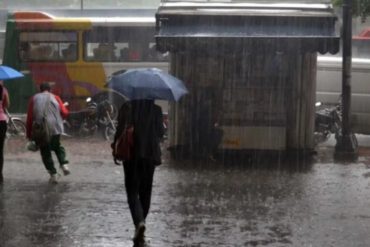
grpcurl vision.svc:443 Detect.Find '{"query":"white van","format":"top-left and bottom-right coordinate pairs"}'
top-left (316, 56), bottom-right (370, 134)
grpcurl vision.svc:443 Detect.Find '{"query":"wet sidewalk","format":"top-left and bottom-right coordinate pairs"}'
top-left (1, 137), bottom-right (370, 247)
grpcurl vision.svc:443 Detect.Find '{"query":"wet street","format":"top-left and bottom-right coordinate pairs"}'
top-left (1, 136), bottom-right (370, 247)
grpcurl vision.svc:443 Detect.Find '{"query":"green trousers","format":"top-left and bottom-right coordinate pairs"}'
top-left (40, 135), bottom-right (68, 175)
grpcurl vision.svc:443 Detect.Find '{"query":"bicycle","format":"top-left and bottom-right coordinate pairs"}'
top-left (6, 109), bottom-right (26, 138)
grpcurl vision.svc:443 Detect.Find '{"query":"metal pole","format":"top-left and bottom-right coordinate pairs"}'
top-left (342, 0), bottom-right (351, 136)
top-left (81, 0), bottom-right (84, 11)
top-left (335, 0), bottom-right (358, 157)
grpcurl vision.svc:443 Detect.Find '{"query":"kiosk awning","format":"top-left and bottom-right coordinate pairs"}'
top-left (155, 2), bottom-right (340, 54)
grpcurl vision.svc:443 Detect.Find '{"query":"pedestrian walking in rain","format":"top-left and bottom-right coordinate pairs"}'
top-left (112, 99), bottom-right (164, 244)
top-left (26, 82), bottom-right (70, 184)
top-left (0, 81), bottom-right (10, 184)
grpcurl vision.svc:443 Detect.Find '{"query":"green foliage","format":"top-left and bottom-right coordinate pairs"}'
top-left (332, 0), bottom-right (370, 20)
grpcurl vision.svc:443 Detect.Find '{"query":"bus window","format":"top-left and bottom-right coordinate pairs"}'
top-left (19, 31), bottom-right (78, 62)
top-left (83, 26), bottom-right (169, 62)
top-left (95, 43), bottom-right (117, 61)
top-left (62, 43), bottom-right (77, 60)
top-left (127, 41), bottom-right (144, 61)
top-left (19, 42), bottom-right (31, 61)
top-left (119, 44), bottom-right (130, 60)
top-left (148, 42), bottom-right (169, 61)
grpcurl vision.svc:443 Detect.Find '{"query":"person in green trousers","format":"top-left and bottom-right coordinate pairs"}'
top-left (26, 82), bottom-right (70, 184)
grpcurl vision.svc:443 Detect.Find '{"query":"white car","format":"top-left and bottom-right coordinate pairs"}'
top-left (316, 56), bottom-right (370, 134)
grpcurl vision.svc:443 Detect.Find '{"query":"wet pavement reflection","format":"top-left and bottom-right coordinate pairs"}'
top-left (1, 137), bottom-right (370, 246)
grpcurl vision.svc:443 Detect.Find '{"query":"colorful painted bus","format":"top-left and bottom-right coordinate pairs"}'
top-left (2, 11), bottom-right (169, 113)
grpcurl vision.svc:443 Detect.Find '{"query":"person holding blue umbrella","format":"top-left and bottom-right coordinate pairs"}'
top-left (0, 65), bottom-right (24, 81)
top-left (109, 68), bottom-right (187, 244)
top-left (0, 65), bottom-right (23, 184)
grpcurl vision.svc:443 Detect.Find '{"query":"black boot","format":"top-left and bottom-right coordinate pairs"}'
top-left (133, 221), bottom-right (146, 244)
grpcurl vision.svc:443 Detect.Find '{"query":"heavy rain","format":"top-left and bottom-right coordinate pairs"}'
top-left (1, 0), bottom-right (370, 246)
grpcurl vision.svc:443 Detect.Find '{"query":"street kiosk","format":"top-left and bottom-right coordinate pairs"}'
top-left (156, 2), bottom-right (339, 154)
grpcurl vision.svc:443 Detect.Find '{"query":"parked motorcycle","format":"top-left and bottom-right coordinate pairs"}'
top-left (104, 118), bottom-right (117, 142)
top-left (314, 101), bottom-right (342, 144)
top-left (63, 98), bottom-right (97, 137)
top-left (99, 99), bottom-right (118, 141)
top-left (64, 97), bottom-right (116, 138)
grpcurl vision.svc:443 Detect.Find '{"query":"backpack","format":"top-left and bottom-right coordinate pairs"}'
top-left (31, 119), bottom-right (51, 147)
top-left (113, 125), bottom-right (134, 161)
top-left (31, 95), bottom-right (51, 147)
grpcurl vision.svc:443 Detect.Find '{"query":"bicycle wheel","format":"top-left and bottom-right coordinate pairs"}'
top-left (7, 119), bottom-right (27, 138)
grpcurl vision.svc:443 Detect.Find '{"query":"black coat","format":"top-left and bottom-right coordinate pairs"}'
top-left (114, 100), bottom-right (164, 165)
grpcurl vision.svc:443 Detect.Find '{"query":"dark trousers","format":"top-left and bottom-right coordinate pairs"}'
top-left (0, 121), bottom-right (7, 182)
top-left (40, 135), bottom-right (68, 175)
top-left (123, 159), bottom-right (155, 227)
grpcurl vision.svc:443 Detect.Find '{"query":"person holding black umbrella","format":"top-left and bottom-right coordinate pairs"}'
top-left (112, 99), bottom-right (164, 244)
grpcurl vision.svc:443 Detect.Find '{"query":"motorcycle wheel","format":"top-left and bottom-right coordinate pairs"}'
top-left (109, 103), bottom-right (118, 120)
top-left (104, 124), bottom-right (116, 142)
top-left (314, 131), bottom-right (331, 145)
top-left (79, 122), bottom-right (97, 137)
top-left (98, 102), bottom-right (118, 127)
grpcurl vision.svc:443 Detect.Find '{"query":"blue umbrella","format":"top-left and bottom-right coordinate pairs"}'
top-left (107, 68), bottom-right (188, 101)
top-left (0, 65), bottom-right (24, 80)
